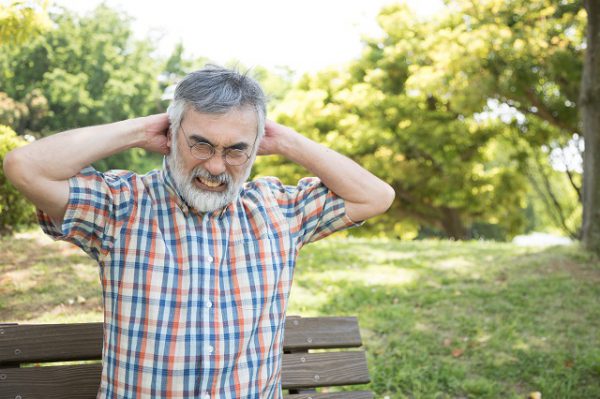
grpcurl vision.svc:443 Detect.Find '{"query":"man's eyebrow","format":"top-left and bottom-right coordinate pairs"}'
top-left (190, 134), bottom-right (249, 150)
top-left (189, 134), bottom-right (213, 145)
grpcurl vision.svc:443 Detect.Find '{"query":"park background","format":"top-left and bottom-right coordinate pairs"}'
top-left (1, 0), bottom-right (599, 397)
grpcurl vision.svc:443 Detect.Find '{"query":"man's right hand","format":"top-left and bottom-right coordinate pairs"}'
top-left (3, 114), bottom-right (171, 222)
top-left (138, 113), bottom-right (170, 155)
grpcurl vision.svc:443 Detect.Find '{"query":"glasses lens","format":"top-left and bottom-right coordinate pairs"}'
top-left (225, 149), bottom-right (249, 166)
top-left (191, 143), bottom-right (213, 159)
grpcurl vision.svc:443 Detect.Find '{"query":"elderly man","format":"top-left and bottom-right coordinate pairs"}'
top-left (3, 65), bottom-right (394, 398)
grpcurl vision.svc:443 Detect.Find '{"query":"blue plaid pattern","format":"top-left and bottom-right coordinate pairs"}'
top-left (37, 159), bottom-right (361, 398)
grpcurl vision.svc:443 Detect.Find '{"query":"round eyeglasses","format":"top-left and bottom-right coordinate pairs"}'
top-left (179, 123), bottom-right (257, 166)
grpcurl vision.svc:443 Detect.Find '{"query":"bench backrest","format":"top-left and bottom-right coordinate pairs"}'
top-left (0, 316), bottom-right (372, 398)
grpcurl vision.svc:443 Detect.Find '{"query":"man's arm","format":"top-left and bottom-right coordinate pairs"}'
top-left (2, 114), bottom-right (170, 221)
top-left (260, 120), bottom-right (395, 222)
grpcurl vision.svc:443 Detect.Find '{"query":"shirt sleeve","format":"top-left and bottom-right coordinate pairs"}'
top-left (37, 166), bottom-right (135, 262)
top-left (262, 176), bottom-right (364, 246)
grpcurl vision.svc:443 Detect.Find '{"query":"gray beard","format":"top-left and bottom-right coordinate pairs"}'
top-left (166, 148), bottom-right (252, 213)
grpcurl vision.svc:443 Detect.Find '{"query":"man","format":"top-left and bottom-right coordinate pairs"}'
top-left (3, 65), bottom-right (394, 398)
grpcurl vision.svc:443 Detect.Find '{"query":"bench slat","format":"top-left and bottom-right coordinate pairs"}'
top-left (283, 317), bottom-right (363, 350)
top-left (0, 317), bottom-right (363, 365)
top-left (0, 363), bottom-right (101, 399)
top-left (0, 352), bottom-right (369, 397)
top-left (0, 323), bottom-right (102, 365)
top-left (282, 352), bottom-right (370, 388)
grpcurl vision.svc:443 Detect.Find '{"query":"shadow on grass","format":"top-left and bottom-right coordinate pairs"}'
top-left (0, 233), bottom-right (102, 322)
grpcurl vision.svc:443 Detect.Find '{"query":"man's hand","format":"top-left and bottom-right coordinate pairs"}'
top-left (257, 119), bottom-right (295, 156)
top-left (139, 113), bottom-right (170, 155)
top-left (3, 114), bottom-right (172, 222)
top-left (259, 120), bottom-right (395, 222)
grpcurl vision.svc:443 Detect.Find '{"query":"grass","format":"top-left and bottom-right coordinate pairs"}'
top-left (1, 230), bottom-right (599, 398)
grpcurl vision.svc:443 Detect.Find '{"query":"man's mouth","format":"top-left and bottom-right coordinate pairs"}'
top-left (195, 176), bottom-right (227, 192)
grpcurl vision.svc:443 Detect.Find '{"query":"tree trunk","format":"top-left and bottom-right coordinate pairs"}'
top-left (581, 0), bottom-right (600, 255)
top-left (440, 207), bottom-right (468, 240)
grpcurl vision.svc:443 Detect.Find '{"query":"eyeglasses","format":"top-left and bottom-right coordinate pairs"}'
top-left (179, 123), bottom-right (257, 166)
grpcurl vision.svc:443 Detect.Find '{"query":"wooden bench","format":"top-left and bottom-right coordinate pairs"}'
top-left (0, 316), bottom-right (372, 398)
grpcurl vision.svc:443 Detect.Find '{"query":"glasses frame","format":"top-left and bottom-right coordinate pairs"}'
top-left (178, 121), bottom-right (259, 167)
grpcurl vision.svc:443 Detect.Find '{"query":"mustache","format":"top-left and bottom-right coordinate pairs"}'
top-left (191, 166), bottom-right (232, 185)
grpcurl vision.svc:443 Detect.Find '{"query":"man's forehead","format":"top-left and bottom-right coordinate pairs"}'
top-left (182, 108), bottom-right (257, 145)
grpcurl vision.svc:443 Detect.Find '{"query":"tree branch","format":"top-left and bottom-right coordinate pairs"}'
top-left (521, 88), bottom-right (578, 133)
top-left (532, 155), bottom-right (579, 238)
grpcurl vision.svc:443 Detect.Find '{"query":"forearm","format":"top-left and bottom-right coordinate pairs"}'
top-left (3, 117), bottom-right (149, 220)
top-left (7, 119), bottom-right (144, 182)
top-left (277, 128), bottom-right (395, 220)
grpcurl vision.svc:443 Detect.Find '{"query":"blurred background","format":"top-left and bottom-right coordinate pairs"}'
top-left (0, 0), bottom-right (585, 242)
top-left (2, 2), bottom-right (599, 398)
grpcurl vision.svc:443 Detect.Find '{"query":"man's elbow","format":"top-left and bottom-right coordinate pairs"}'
top-left (385, 183), bottom-right (396, 209)
top-left (3, 148), bottom-right (25, 187)
top-left (376, 183), bottom-right (395, 215)
top-left (346, 182), bottom-right (395, 222)
top-left (3, 147), bottom-right (39, 196)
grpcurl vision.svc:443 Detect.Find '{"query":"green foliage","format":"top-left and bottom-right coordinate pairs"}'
top-left (0, 0), bottom-right (50, 46)
top-left (258, 5), bottom-right (529, 239)
top-left (0, 1), bottom-right (586, 237)
top-left (406, 0), bottom-right (584, 235)
top-left (0, 125), bottom-right (35, 233)
top-left (254, 0), bottom-right (585, 239)
top-left (0, 89), bottom-right (49, 133)
top-left (525, 149), bottom-right (582, 237)
top-left (0, 4), bottom-right (164, 172)
top-left (418, 0), bottom-right (583, 133)
top-left (249, 65), bottom-right (295, 108)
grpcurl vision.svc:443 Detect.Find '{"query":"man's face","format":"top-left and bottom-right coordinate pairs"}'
top-left (167, 106), bottom-right (259, 213)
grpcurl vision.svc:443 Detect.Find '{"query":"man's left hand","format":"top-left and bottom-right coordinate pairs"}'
top-left (257, 120), bottom-right (295, 156)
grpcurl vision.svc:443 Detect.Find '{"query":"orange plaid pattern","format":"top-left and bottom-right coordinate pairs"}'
top-left (37, 160), bottom-right (361, 398)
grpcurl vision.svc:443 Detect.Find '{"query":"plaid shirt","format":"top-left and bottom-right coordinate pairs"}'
top-left (38, 159), bottom-right (361, 398)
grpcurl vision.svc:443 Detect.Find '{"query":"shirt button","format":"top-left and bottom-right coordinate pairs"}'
top-left (207, 255), bottom-right (214, 263)
top-left (203, 394), bottom-right (210, 399)
top-left (206, 301), bottom-right (212, 308)
top-left (207, 345), bottom-right (214, 353)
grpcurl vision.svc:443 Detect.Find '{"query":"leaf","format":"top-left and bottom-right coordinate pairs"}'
top-left (451, 348), bottom-right (464, 357)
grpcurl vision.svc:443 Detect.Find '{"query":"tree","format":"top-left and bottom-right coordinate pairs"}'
top-left (581, 0), bottom-right (600, 255)
top-left (0, 126), bottom-right (35, 233)
top-left (406, 0), bottom-right (585, 237)
top-left (0, 0), bottom-right (50, 46)
top-left (0, 4), bottom-right (163, 172)
top-left (0, 0), bottom-right (50, 233)
top-left (259, 4), bottom-right (529, 239)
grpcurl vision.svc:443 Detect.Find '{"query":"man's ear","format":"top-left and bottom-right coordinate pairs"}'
top-left (167, 127), bottom-right (173, 148)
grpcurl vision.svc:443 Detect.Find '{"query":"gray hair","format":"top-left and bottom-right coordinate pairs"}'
top-left (167, 65), bottom-right (267, 147)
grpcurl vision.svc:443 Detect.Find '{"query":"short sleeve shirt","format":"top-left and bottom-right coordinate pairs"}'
top-left (37, 161), bottom-right (362, 399)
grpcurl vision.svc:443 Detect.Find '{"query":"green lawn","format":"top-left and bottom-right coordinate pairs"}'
top-left (1, 230), bottom-right (599, 398)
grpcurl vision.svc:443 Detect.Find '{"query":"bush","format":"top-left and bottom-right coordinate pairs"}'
top-left (0, 125), bottom-right (35, 234)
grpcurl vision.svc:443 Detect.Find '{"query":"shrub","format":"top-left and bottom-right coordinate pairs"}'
top-left (0, 125), bottom-right (35, 234)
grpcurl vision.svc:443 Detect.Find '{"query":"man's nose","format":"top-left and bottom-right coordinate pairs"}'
top-left (203, 152), bottom-right (227, 176)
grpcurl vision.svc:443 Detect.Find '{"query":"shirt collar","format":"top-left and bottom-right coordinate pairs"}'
top-left (161, 157), bottom-right (231, 218)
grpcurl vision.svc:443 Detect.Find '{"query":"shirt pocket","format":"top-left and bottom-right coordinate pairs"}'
top-left (228, 232), bottom-right (285, 315)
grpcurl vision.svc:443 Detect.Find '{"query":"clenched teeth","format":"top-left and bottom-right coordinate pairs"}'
top-left (197, 177), bottom-right (223, 188)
